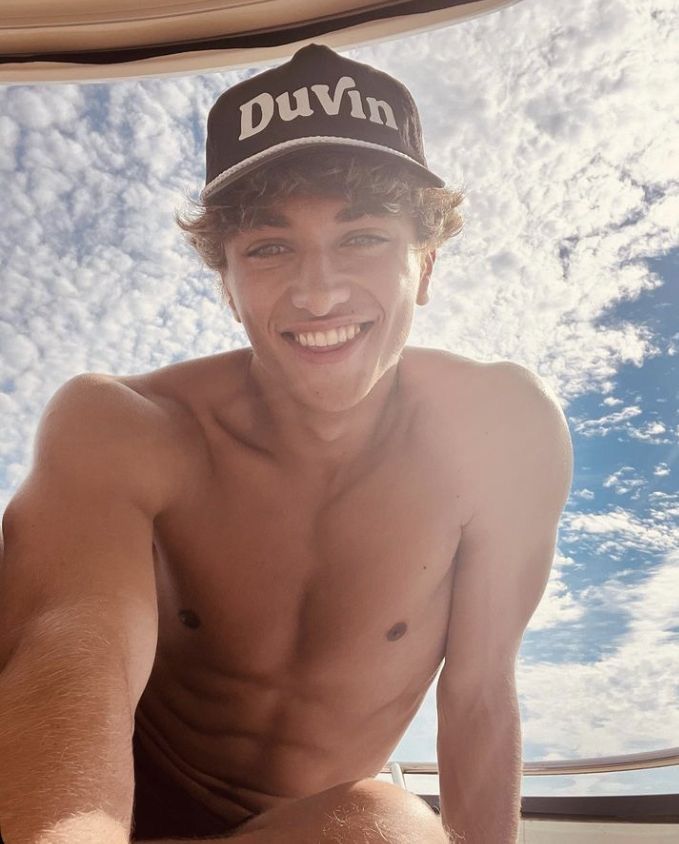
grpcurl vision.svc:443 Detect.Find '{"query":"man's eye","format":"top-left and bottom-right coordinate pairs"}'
top-left (345, 234), bottom-right (389, 247)
top-left (246, 243), bottom-right (289, 258)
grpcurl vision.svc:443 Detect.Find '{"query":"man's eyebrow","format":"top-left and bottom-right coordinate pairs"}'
top-left (247, 208), bottom-right (290, 229)
top-left (243, 203), bottom-right (389, 230)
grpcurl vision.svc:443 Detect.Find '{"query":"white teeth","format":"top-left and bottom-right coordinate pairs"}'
top-left (291, 323), bottom-right (364, 348)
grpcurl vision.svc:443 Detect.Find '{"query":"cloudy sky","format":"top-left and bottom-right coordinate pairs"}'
top-left (1, 0), bottom-right (677, 800)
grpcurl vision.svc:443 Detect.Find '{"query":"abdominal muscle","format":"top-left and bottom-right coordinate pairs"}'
top-left (132, 574), bottom-right (453, 826)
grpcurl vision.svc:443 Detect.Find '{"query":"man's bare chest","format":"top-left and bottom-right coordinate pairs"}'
top-left (150, 440), bottom-right (464, 691)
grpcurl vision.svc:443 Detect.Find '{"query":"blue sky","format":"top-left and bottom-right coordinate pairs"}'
top-left (1, 0), bottom-right (677, 798)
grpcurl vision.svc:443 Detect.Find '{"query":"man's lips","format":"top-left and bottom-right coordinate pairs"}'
top-left (280, 320), bottom-right (374, 349)
top-left (280, 321), bottom-right (374, 360)
top-left (280, 315), bottom-right (374, 335)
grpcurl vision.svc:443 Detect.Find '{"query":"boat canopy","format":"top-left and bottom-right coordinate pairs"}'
top-left (0, 0), bottom-right (519, 83)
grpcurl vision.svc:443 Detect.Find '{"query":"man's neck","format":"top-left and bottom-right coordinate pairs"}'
top-left (245, 353), bottom-right (402, 471)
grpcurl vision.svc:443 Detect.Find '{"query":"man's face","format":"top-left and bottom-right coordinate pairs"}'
top-left (221, 193), bottom-right (435, 413)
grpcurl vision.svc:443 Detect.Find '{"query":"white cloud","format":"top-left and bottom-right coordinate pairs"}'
top-left (0, 320), bottom-right (40, 373)
top-left (515, 550), bottom-right (679, 794)
top-left (0, 115), bottom-right (19, 171)
top-left (4, 85), bottom-right (84, 131)
top-left (526, 553), bottom-right (586, 631)
top-left (563, 505), bottom-right (678, 554)
top-left (574, 488), bottom-right (595, 500)
top-left (627, 419), bottom-right (670, 443)
top-left (603, 466), bottom-right (647, 495)
top-left (571, 404), bottom-right (643, 436)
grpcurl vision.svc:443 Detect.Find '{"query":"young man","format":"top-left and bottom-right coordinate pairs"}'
top-left (0, 44), bottom-right (572, 844)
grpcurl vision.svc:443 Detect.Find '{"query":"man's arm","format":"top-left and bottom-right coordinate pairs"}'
top-left (436, 362), bottom-right (573, 843)
top-left (0, 375), bottom-right (174, 844)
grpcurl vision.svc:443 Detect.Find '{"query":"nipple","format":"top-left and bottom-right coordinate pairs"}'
top-left (387, 621), bottom-right (407, 641)
top-left (179, 609), bottom-right (201, 629)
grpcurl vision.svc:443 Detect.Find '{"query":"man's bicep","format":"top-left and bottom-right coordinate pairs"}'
top-left (437, 364), bottom-right (573, 706)
top-left (0, 374), bottom-right (169, 701)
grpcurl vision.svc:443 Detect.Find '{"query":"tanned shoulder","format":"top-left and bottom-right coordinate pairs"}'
top-left (73, 371), bottom-right (198, 517)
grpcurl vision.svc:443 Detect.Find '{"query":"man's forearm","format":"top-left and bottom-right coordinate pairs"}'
top-left (0, 618), bottom-right (135, 844)
top-left (437, 696), bottom-right (523, 844)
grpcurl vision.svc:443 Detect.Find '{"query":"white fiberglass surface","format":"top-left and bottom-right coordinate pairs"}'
top-left (0, 1), bottom-right (518, 82)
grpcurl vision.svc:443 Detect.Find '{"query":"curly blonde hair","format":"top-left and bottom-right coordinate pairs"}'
top-left (176, 148), bottom-right (464, 272)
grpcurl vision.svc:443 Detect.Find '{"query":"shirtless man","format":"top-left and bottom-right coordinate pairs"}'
top-left (0, 44), bottom-right (572, 844)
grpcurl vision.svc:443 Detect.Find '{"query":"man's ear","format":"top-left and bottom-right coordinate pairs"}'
top-left (220, 272), bottom-right (242, 323)
top-left (416, 249), bottom-right (436, 306)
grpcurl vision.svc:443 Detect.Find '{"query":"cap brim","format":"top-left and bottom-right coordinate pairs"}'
top-left (201, 135), bottom-right (444, 202)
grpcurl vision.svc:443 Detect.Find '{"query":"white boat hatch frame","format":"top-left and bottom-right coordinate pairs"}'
top-left (0, 0), bottom-right (521, 83)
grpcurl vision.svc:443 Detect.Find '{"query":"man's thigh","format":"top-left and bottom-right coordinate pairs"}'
top-left (229, 778), bottom-right (446, 843)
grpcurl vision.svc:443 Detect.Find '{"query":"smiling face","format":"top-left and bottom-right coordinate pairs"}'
top-left (220, 194), bottom-right (435, 413)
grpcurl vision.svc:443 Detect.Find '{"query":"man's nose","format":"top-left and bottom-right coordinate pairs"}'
top-left (290, 252), bottom-right (351, 315)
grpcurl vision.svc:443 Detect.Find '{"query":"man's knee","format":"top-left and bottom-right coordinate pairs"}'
top-left (322, 778), bottom-right (447, 843)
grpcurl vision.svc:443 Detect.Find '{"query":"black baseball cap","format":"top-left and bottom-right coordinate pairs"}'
top-left (202, 43), bottom-right (444, 202)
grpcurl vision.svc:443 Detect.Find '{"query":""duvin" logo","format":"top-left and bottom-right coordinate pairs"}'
top-left (239, 75), bottom-right (398, 141)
